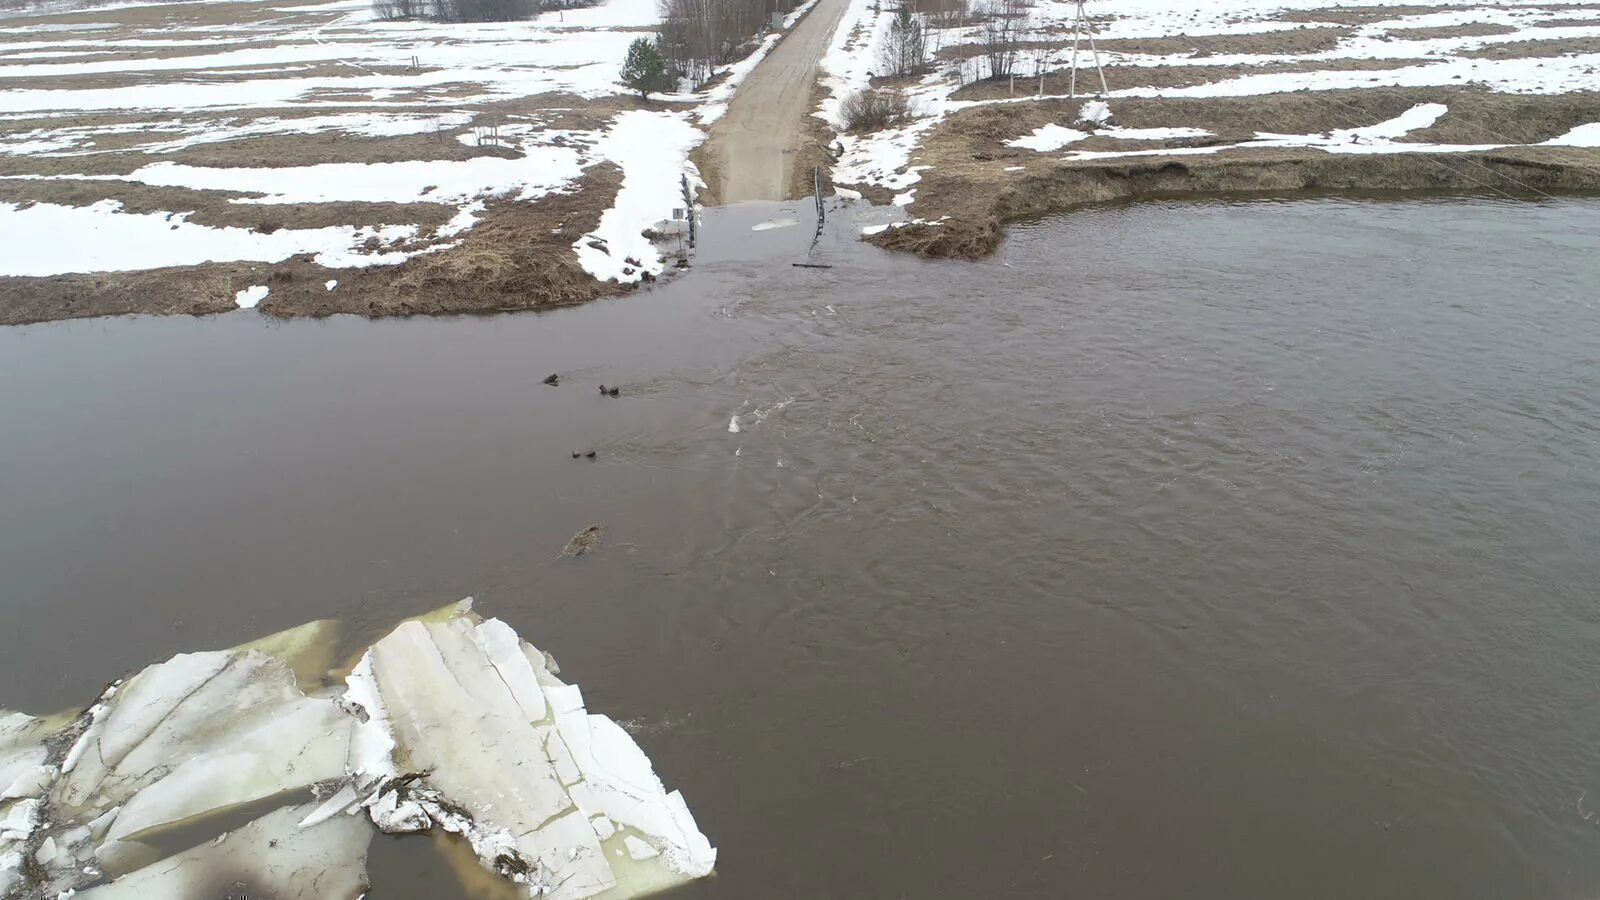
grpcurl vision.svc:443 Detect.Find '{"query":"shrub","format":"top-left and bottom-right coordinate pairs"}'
top-left (839, 89), bottom-right (912, 133)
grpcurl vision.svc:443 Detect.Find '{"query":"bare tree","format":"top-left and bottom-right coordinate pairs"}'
top-left (372, 0), bottom-right (533, 22)
top-left (1027, 25), bottom-right (1050, 95)
top-left (372, 0), bottom-right (423, 20)
top-left (657, 0), bottom-right (797, 89)
top-left (977, 0), bottom-right (1028, 80)
top-left (877, 2), bottom-right (927, 78)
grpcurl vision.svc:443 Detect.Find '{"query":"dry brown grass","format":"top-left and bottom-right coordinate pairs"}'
top-left (1090, 26), bottom-right (1351, 57)
top-left (0, 179), bottom-right (459, 231)
top-left (1279, 5), bottom-right (1463, 25)
top-left (0, 165), bottom-right (629, 325)
top-left (865, 213), bottom-right (1001, 258)
top-left (1461, 36), bottom-right (1600, 58)
top-left (858, 88), bottom-right (1600, 262)
top-left (1405, 90), bottom-right (1600, 143)
top-left (261, 165), bottom-right (628, 318)
top-left (1382, 22), bottom-right (1517, 39)
top-left (932, 28), bottom-right (1351, 63)
top-left (0, 262), bottom-right (246, 326)
top-left (934, 88), bottom-right (1600, 153)
top-left (0, 0), bottom-right (656, 326)
top-left (0, 0), bottom-right (341, 28)
top-left (1281, 1), bottom-right (1600, 25)
top-left (950, 57), bottom-right (1436, 100)
top-left (0, 128), bottom-right (518, 177)
top-left (1531, 16), bottom-right (1600, 28)
top-left (788, 81), bottom-right (838, 199)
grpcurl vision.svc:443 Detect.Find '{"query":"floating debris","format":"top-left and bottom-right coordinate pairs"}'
top-left (562, 525), bottom-right (604, 558)
top-left (0, 601), bottom-right (715, 900)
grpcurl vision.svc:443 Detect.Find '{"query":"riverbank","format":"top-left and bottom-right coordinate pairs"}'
top-left (813, 0), bottom-right (1600, 258)
top-left (869, 88), bottom-right (1600, 258)
top-left (1, 166), bottom-right (626, 325)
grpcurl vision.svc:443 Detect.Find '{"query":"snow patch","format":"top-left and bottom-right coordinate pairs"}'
top-left (233, 285), bottom-right (269, 309)
top-left (1007, 124), bottom-right (1089, 152)
top-left (1543, 122), bottom-right (1600, 147)
top-left (0, 202), bottom-right (417, 277)
top-left (572, 111), bottom-right (703, 284)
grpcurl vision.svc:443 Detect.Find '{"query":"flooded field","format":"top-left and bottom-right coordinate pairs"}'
top-left (3, 197), bottom-right (1599, 898)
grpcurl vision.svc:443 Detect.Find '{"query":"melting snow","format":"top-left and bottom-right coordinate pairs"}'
top-left (572, 111), bottom-right (703, 283)
top-left (1544, 123), bottom-right (1600, 147)
top-left (820, 0), bottom-right (1600, 197)
top-left (233, 284), bottom-right (269, 308)
top-left (0, 0), bottom-right (804, 284)
top-left (0, 201), bottom-right (417, 276)
top-left (1007, 124), bottom-right (1089, 152)
top-left (117, 152), bottom-right (584, 205)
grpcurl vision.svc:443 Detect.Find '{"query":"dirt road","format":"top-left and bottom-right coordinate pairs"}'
top-left (701, 0), bottom-right (849, 204)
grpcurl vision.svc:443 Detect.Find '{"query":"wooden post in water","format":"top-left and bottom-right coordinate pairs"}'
top-left (680, 175), bottom-right (696, 250)
top-left (813, 166), bottom-right (826, 243)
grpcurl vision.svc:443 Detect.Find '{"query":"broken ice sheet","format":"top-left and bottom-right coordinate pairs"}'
top-left (78, 802), bottom-right (372, 900)
top-left (349, 614), bottom-right (716, 898)
top-left (0, 602), bottom-right (714, 900)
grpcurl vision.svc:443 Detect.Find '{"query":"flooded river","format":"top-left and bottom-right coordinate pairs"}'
top-left (3, 197), bottom-right (1599, 898)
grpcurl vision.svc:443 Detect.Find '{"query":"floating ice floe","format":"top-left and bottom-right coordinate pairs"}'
top-left (751, 217), bottom-right (800, 231)
top-left (0, 601), bottom-right (715, 900)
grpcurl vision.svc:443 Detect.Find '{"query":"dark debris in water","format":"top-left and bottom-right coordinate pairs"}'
top-left (561, 524), bottom-right (604, 557)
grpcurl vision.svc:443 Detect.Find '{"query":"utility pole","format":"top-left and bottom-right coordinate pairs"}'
top-left (1067, 0), bottom-right (1108, 98)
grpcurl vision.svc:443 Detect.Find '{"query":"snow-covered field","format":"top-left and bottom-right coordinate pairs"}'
top-left (816, 0), bottom-right (1600, 203)
top-left (0, 0), bottom-right (799, 294)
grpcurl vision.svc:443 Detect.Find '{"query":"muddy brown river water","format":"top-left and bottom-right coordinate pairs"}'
top-left (3, 197), bottom-right (1599, 898)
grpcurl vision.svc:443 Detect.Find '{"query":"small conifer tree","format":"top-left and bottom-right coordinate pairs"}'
top-left (621, 38), bottom-right (670, 100)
